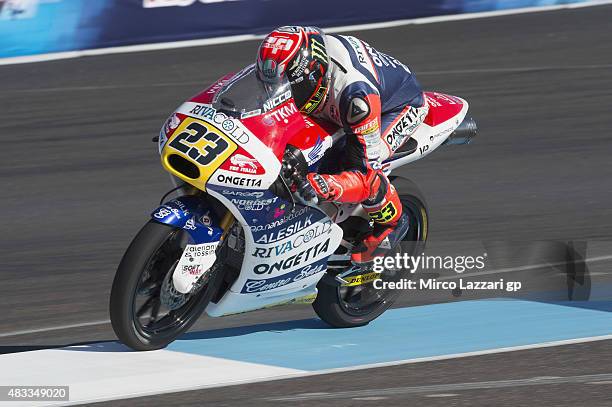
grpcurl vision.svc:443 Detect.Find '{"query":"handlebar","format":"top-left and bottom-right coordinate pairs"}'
top-left (281, 145), bottom-right (319, 207)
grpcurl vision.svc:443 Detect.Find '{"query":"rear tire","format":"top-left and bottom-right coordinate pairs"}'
top-left (312, 176), bottom-right (428, 328)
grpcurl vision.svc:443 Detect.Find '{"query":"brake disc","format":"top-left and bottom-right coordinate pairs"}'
top-left (160, 261), bottom-right (189, 310)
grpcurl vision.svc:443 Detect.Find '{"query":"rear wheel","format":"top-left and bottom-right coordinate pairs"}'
top-left (312, 177), bottom-right (428, 327)
top-left (109, 221), bottom-right (224, 351)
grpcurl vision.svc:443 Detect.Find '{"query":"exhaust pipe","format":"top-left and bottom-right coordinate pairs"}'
top-left (443, 116), bottom-right (478, 145)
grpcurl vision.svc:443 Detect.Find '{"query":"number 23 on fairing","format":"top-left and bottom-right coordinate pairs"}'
top-left (163, 117), bottom-right (237, 186)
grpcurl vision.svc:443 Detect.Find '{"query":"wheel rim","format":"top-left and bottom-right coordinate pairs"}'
top-left (336, 199), bottom-right (426, 317)
top-left (130, 230), bottom-right (212, 341)
top-left (336, 249), bottom-right (401, 317)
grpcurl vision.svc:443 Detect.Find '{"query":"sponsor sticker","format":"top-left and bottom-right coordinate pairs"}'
top-left (263, 90), bottom-right (292, 112)
top-left (252, 220), bottom-right (333, 257)
top-left (228, 154), bottom-right (261, 174)
top-left (222, 190), bottom-right (265, 198)
top-left (304, 135), bottom-right (332, 165)
top-left (231, 197), bottom-right (279, 211)
top-left (253, 212), bottom-right (313, 240)
top-left (241, 263), bottom-right (326, 293)
top-left (346, 97), bottom-right (370, 124)
top-left (215, 174), bottom-right (262, 188)
top-left (253, 238), bottom-right (330, 275)
top-left (342, 271), bottom-right (382, 286)
top-left (172, 242), bottom-right (219, 293)
top-left (264, 102), bottom-right (298, 123)
top-left (384, 106), bottom-right (427, 152)
top-left (262, 36), bottom-right (296, 56)
top-left (355, 119), bottom-right (379, 135)
top-left (186, 103), bottom-right (250, 144)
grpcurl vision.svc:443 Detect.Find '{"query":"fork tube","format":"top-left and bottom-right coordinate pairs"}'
top-left (219, 211), bottom-right (235, 240)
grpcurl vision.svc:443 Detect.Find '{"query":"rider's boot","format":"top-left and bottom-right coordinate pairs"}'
top-left (351, 180), bottom-right (409, 265)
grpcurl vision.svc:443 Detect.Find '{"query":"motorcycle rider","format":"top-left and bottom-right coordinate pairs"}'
top-left (256, 26), bottom-right (429, 265)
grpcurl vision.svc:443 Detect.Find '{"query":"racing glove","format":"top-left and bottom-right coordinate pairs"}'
top-left (306, 173), bottom-right (344, 201)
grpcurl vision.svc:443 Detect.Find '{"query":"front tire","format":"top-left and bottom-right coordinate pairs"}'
top-left (109, 221), bottom-right (222, 351)
top-left (312, 177), bottom-right (428, 328)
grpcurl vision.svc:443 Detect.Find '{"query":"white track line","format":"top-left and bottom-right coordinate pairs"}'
top-left (266, 372), bottom-right (612, 401)
top-left (439, 254), bottom-right (612, 281)
top-left (0, 34), bottom-right (261, 66)
top-left (416, 64), bottom-right (612, 76)
top-left (0, 254), bottom-right (610, 339)
top-left (7, 81), bottom-right (204, 93)
top-left (0, 320), bottom-right (111, 339)
top-left (1, 0), bottom-right (611, 66)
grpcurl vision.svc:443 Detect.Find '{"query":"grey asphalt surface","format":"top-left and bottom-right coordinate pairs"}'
top-left (1, 4), bottom-right (612, 406)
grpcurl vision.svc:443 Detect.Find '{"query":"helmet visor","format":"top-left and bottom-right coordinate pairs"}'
top-left (291, 69), bottom-right (327, 113)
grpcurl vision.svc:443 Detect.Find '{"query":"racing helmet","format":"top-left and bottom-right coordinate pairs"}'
top-left (257, 26), bottom-right (330, 114)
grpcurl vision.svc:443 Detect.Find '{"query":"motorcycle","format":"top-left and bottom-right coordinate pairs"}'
top-left (109, 64), bottom-right (477, 350)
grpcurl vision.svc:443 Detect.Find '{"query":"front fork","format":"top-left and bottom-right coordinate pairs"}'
top-left (150, 193), bottom-right (231, 293)
top-left (218, 210), bottom-right (235, 240)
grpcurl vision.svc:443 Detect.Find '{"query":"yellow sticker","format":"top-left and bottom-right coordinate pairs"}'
top-left (342, 271), bottom-right (382, 286)
top-left (368, 201), bottom-right (398, 224)
top-left (162, 117), bottom-right (237, 190)
top-left (420, 207), bottom-right (428, 240)
top-left (263, 293), bottom-right (318, 309)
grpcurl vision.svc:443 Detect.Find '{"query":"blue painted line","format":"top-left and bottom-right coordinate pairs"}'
top-left (167, 299), bottom-right (612, 371)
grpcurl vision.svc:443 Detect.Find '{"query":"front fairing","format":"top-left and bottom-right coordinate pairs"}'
top-left (158, 77), bottom-right (307, 192)
top-left (156, 68), bottom-right (345, 309)
top-left (159, 105), bottom-right (275, 192)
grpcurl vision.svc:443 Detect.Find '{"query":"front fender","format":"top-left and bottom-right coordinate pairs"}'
top-left (151, 195), bottom-right (225, 294)
top-left (151, 195), bottom-right (223, 244)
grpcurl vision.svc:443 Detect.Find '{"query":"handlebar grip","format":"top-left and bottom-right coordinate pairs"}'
top-left (305, 195), bottom-right (319, 206)
top-left (297, 179), bottom-right (319, 205)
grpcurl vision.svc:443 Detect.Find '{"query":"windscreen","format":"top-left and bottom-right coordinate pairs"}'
top-left (212, 64), bottom-right (292, 119)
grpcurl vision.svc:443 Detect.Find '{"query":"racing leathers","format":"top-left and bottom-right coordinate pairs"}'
top-left (306, 34), bottom-right (429, 264)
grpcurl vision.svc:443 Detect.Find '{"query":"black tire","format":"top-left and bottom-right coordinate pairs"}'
top-left (109, 220), bottom-right (222, 351)
top-left (312, 176), bottom-right (428, 328)
top-left (390, 176), bottom-right (429, 247)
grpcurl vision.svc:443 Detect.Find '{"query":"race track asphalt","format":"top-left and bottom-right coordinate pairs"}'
top-left (1, 4), bottom-right (612, 406)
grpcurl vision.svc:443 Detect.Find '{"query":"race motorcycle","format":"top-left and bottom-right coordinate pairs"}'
top-left (109, 64), bottom-right (477, 351)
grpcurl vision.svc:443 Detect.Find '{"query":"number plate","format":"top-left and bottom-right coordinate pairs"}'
top-left (163, 117), bottom-right (237, 189)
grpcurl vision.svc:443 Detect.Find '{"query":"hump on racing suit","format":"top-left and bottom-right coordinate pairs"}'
top-left (313, 34), bottom-right (427, 164)
top-left (331, 35), bottom-right (424, 113)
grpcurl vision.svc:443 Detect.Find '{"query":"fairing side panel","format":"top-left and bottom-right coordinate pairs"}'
top-left (205, 188), bottom-right (344, 317)
top-left (385, 93), bottom-right (469, 172)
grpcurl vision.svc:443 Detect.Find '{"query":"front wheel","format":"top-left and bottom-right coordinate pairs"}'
top-left (312, 177), bottom-right (428, 328)
top-left (109, 221), bottom-right (222, 351)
